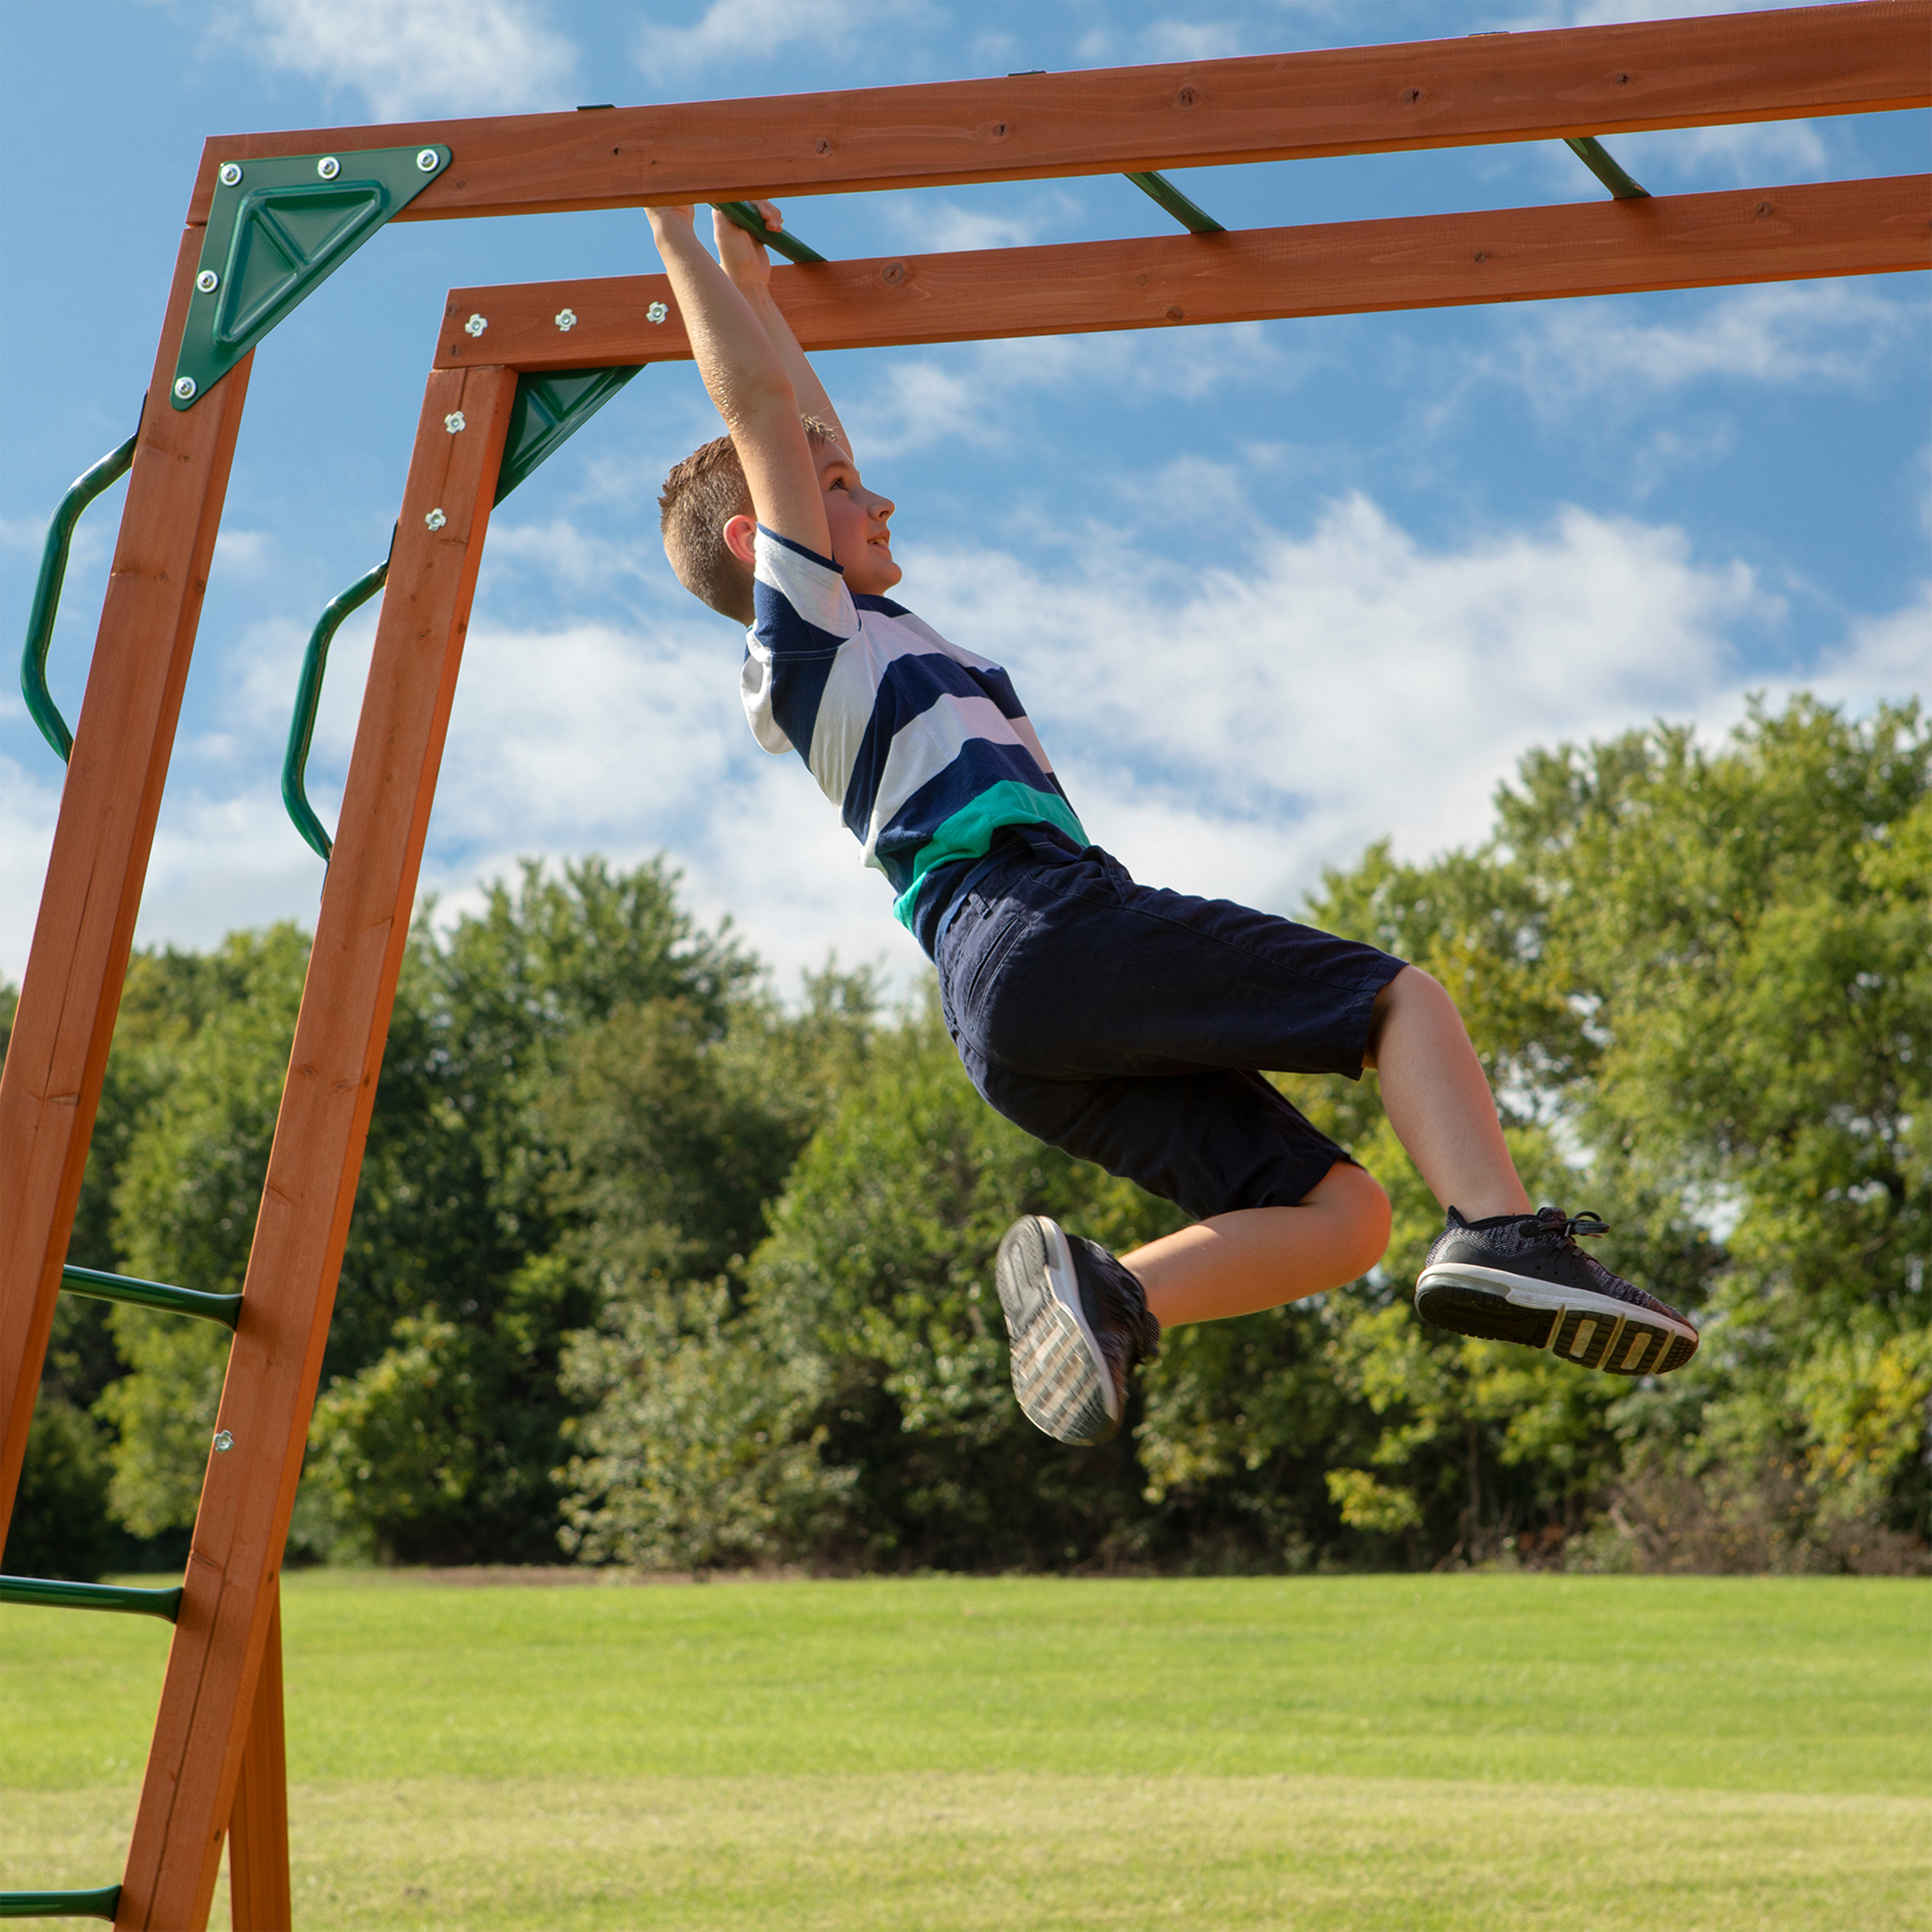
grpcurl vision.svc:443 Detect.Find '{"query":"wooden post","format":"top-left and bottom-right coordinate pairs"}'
top-left (0, 229), bottom-right (251, 1534)
top-left (225, 1582), bottom-right (290, 1932)
top-left (113, 361), bottom-right (520, 1932)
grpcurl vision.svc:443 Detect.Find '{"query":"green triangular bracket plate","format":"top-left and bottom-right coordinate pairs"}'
top-left (495, 367), bottom-right (644, 504)
top-left (171, 144), bottom-right (452, 408)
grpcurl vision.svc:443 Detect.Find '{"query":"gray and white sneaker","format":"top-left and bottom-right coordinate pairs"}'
top-left (1416, 1206), bottom-right (1698, 1375)
top-left (995, 1216), bottom-right (1161, 1445)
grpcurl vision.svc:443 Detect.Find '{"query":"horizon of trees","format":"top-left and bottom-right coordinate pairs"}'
top-left (5, 694), bottom-right (1927, 1580)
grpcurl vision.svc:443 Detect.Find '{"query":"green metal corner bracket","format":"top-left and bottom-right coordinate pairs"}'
top-left (21, 431), bottom-right (138, 762)
top-left (283, 366), bottom-right (642, 863)
top-left (1564, 136), bottom-right (1651, 200)
top-left (0, 1885), bottom-right (122, 1922)
top-left (172, 143), bottom-right (452, 409)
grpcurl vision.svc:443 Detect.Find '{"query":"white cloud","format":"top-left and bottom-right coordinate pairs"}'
top-left (237, 0), bottom-right (577, 121)
top-left (1806, 582), bottom-right (1932, 712)
top-left (635, 0), bottom-right (937, 84)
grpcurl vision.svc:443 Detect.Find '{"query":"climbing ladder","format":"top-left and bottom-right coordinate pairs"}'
top-left (2, 6), bottom-right (1926, 1924)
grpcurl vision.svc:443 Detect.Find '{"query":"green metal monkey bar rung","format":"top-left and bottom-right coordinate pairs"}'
top-left (1565, 135), bottom-right (1651, 199)
top-left (713, 200), bottom-right (828, 263)
top-left (0, 1885), bottom-right (123, 1921)
top-left (1124, 171), bottom-right (1227, 234)
top-left (0, 1575), bottom-right (182, 1620)
top-left (59, 1262), bottom-right (243, 1329)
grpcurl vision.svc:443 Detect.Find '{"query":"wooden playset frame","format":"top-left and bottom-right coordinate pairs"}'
top-left (2, 4), bottom-right (1926, 1924)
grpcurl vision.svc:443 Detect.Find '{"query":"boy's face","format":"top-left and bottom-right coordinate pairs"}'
top-left (816, 442), bottom-right (901, 596)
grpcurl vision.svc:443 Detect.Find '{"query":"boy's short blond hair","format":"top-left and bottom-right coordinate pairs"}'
top-left (659, 415), bottom-right (842, 624)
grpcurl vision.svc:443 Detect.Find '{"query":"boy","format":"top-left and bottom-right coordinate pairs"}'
top-left (649, 202), bottom-right (1699, 1449)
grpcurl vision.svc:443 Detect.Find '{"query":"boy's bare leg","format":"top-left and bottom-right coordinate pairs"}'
top-left (1119, 968), bottom-right (1527, 1329)
top-left (1122, 1162), bottom-right (1391, 1327)
top-left (1361, 966), bottom-right (1532, 1221)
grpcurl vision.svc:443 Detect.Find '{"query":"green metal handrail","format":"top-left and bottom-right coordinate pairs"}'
top-left (1565, 136), bottom-right (1651, 200)
top-left (0, 1575), bottom-right (182, 1621)
top-left (283, 558), bottom-right (389, 862)
top-left (61, 1263), bottom-right (242, 1329)
top-left (714, 200), bottom-right (827, 264)
top-left (0, 1886), bottom-right (122, 1921)
top-left (20, 433), bottom-right (138, 762)
top-left (1125, 171), bottom-right (1226, 234)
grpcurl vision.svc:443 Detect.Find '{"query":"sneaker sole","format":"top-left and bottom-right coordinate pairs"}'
top-left (1416, 1264), bottom-right (1698, 1375)
top-left (995, 1217), bottom-right (1121, 1445)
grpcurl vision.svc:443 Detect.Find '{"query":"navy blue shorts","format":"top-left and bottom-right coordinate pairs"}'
top-left (931, 831), bottom-right (1407, 1222)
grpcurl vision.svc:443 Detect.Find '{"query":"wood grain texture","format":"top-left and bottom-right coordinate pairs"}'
top-left (0, 236), bottom-right (251, 1538)
top-left (187, 3), bottom-right (1927, 223)
top-left (114, 364), bottom-right (520, 1932)
top-left (225, 1584), bottom-right (290, 1932)
top-left (437, 175), bottom-right (1932, 373)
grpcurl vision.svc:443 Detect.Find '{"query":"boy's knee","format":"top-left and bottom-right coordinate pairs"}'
top-left (1363, 964), bottom-right (1455, 1067)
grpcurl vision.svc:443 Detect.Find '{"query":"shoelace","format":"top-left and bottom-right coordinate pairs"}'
top-left (1530, 1206), bottom-right (1609, 1244)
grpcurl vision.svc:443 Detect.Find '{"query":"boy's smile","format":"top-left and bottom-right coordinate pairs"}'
top-left (817, 442), bottom-right (900, 596)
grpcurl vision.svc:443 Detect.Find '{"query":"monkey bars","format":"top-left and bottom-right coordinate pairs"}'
top-left (1, 7), bottom-right (1926, 1927)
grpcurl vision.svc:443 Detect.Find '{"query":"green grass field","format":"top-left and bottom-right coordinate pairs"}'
top-left (4, 1572), bottom-right (1928, 1929)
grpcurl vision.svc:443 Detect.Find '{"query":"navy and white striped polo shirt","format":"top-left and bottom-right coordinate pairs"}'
top-left (741, 527), bottom-right (1086, 942)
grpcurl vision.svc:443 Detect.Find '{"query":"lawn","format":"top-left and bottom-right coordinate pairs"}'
top-left (4, 1571), bottom-right (1928, 1929)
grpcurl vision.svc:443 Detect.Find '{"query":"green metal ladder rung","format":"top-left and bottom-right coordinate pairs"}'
top-left (1124, 171), bottom-right (1226, 234)
top-left (60, 1263), bottom-right (242, 1329)
top-left (0, 1575), bottom-right (181, 1620)
top-left (0, 1886), bottom-right (122, 1921)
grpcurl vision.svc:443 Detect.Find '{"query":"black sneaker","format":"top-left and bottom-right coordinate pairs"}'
top-left (1415, 1206), bottom-right (1698, 1376)
top-left (994, 1216), bottom-right (1161, 1445)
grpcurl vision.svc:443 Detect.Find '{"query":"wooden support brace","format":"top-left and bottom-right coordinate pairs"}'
top-left (225, 1582), bottom-right (290, 1932)
top-left (438, 175), bottom-right (1932, 372)
top-left (0, 235), bottom-right (251, 1534)
top-left (114, 361), bottom-right (520, 1932)
top-left (189, 2), bottom-right (1929, 220)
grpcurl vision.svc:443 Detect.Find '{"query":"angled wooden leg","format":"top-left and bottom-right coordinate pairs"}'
top-left (0, 227), bottom-right (251, 1535)
top-left (226, 1581), bottom-right (290, 1932)
top-left (113, 360), bottom-right (520, 1932)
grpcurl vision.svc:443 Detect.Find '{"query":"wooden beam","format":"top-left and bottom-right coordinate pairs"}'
top-left (437, 175), bottom-right (1931, 372)
top-left (189, 3), bottom-right (1928, 224)
top-left (115, 362), bottom-right (520, 1932)
top-left (225, 1583), bottom-right (290, 1932)
top-left (0, 242), bottom-right (251, 1537)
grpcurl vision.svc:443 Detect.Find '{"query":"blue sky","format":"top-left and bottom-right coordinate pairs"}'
top-left (1, 0), bottom-right (1926, 998)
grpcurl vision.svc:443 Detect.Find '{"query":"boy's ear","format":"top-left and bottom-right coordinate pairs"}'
top-left (722, 513), bottom-right (757, 569)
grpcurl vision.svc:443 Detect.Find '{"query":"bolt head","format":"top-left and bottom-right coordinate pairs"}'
top-left (465, 313), bottom-right (488, 337)
top-left (173, 375), bottom-right (198, 401)
top-left (555, 307), bottom-right (578, 332)
top-left (213, 1430), bottom-right (234, 1452)
top-left (425, 507), bottom-right (448, 531)
top-left (417, 147), bottom-right (439, 172)
top-left (444, 411), bottom-right (467, 433)
top-left (647, 300), bottom-right (668, 325)
top-left (317, 155), bottom-right (341, 180)
top-left (196, 269), bottom-right (220, 294)
top-left (218, 162), bottom-right (242, 187)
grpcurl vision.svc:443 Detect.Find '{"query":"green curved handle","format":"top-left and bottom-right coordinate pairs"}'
top-left (20, 434), bottom-right (138, 762)
top-left (283, 558), bottom-right (388, 862)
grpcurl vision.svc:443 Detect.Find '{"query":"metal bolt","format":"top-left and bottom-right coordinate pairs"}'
top-left (465, 313), bottom-right (488, 337)
top-left (425, 507), bottom-right (448, 531)
top-left (317, 155), bottom-right (341, 180)
top-left (554, 308), bottom-right (578, 332)
top-left (416, 148), bottom-right (439, 172)
top-left (647, 300), bottom-right (668, 325)
top-left (213, 1430), bottom-right (234, 1453)
top-left (173, 375), bottom-right (198, 401)
top-left (444, 411), bottom-right (467, 433)
top-left (196, 270), bottom-right (220, 294)
top-left (218, 162), bottom-right (242, 187)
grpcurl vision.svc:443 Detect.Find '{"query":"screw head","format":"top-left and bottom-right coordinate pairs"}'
top-left (196, 269), bottom-right (220, 294)
top-left (465, 313), bottom-right (488, 337)
top-left (554, 307), bottom-right (578, 332)
top-left (213, 1430), bottom-right (234, 1452)
top-left (425, 507), bottom-right (448, 531)
top-left (317, 155), bottom-right (341, 180)
top-left (417, 147), bottom-right (439, 173)
top-left (173, 375), bottom-right (198, 401)
top-left (444, 410), bottom-right (467, 433)
top-left (218, 162), bottom-right (242, 187)
top-left (647, 300), bottom-right (668, 325)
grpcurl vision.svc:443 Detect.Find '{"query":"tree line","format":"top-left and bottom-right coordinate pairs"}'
top-left (5, 696), bottom-right (1927, 1578)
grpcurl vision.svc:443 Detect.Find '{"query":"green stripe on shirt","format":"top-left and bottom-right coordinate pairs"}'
top-left (890, 781), bottom-right (1089, 932)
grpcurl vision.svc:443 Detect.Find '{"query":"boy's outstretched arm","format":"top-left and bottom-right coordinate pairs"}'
top-left (645, 204), bottom-right (829, 558)
top-left (712, 201), bottom-right (851, 458)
